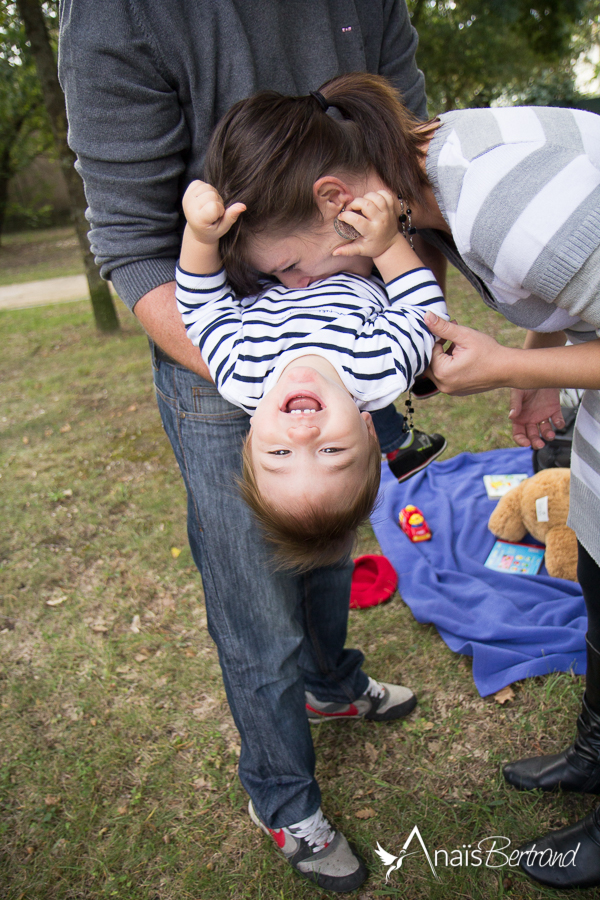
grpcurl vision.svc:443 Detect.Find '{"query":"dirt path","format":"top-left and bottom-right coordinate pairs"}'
top-left (0, 274), bottom-right (117, 311)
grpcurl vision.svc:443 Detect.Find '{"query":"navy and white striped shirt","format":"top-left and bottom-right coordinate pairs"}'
top-left (176, 266), bottom-right (448, 415)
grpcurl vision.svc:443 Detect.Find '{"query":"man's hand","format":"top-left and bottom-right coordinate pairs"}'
top-left (182, 180), bottom-right (246, 244)
top-left (509, 388), bottom-right (565, 449)
top-left (332, 190), bottom-right (402, 260)
top-left (425, 313), bottom-right (513, 395)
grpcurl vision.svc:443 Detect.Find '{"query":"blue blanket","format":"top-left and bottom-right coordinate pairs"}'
top-left (370, 447), bottom-right (586, 696)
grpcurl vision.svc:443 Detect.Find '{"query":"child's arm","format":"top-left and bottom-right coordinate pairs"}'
top-left (180, 180), bottom-right (246, 274)
top-left (332, 191), bottom-right (448, 397)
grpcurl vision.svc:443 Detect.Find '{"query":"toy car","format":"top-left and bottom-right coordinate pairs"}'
top-left (399, 505), bottom-right (432, 542)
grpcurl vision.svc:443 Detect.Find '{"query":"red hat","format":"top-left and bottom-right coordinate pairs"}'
top-left (350, 554), bottom-right (398, 609)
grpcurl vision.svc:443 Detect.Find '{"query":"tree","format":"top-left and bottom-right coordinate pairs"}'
top-left (13, 0), bottom-right (119, 333)
top-left (0, 10), bottom-right (51, 243)
top-left (409, 0), bottom-right (599, 112)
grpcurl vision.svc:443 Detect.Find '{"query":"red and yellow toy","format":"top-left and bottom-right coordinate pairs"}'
top-left (399, 505), bottom-right (432, 542)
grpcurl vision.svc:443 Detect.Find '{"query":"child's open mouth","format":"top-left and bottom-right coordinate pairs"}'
top-left (281, 392), bottom-right (324, 414)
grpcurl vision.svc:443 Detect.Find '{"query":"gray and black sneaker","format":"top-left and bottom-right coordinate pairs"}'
top-left (306, 677), bottom-right (417, 723)
top-left (386, 429), bottom-right (446, 483)
top-left (248, 800), bottom-right (367, 892)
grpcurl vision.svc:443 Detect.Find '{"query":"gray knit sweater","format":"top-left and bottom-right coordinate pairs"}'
top-left (58, 0), bottom-right (426, 309)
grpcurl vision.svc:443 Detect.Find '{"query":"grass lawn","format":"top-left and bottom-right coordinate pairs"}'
top-left (0, 227), bottom-right (83, 287)
top-left (1, 271), bottom-right (598, 900)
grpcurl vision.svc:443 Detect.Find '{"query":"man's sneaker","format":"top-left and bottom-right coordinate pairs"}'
top-left (306, 676), bottom-right (416, 723)
top-left (248, 800), bottom-right (367, 892)
top-left (386, 429), bottom-right (446, 483)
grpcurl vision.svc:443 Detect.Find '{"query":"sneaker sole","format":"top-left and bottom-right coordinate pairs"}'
top-left (395, 438), bottom-right (447, 484)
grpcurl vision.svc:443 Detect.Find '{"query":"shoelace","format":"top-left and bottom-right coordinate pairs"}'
top-left (365, 677), bottom-right (385, 700)
top-left (287, 807), bottom-right (335, 853)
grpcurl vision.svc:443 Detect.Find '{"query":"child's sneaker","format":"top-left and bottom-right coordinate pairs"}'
top-left (248, 800), bottom-right (367, 892)
top-left (306, 676), bottom-right (416, 723)
top-left (411, 375), bottom-right (440, 399)
top-left (386, 429), bottom-right (446, 483)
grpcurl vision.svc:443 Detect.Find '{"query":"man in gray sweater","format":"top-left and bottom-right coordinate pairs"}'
top-left (58, 2), bottom-right (434, 890)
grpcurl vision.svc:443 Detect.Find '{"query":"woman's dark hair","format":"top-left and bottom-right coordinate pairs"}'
top-left (204, 72), bottom-right (436, 295)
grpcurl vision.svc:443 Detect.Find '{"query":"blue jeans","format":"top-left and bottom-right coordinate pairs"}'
top-left (152, 349), bottom-right (368, 828)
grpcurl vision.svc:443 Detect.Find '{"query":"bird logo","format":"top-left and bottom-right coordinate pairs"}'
top-left (374, 843), bottom-right (419, 881)
top-left (374, 826), bottom-right (441, 882)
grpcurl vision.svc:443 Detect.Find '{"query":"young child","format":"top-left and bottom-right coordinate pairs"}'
top-left (176, 181), bottom-right (448, 570)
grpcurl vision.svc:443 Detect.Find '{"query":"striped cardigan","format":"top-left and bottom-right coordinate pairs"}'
top-left (426, 105), bottom-right (600, 565)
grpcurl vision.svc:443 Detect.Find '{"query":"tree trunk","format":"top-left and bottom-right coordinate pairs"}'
top-left (0, 144), bottom-right (14, 247)
top-left (15, 0), bottom-right (119, 333)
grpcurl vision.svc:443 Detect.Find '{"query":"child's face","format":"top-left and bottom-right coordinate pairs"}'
top-left (248, 229), bottom-right (372, 290)
top-left (249, 364), bottom-right (376, 511)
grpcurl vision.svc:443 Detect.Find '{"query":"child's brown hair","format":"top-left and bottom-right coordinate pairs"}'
top-left (204, 72), bottom-right (436, 295)
top-left (239, 430), bottom-right (382, 572)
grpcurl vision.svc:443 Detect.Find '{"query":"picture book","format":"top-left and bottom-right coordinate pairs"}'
top-left (484, 540), bottom-right (545, 576)
top-left (483, 473), bottom-right (529, 500)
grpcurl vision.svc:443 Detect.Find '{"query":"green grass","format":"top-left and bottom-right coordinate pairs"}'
top-left (0, 226), bottom-right (83, 286)
top-left (1, 274), bottom-right (598, 899)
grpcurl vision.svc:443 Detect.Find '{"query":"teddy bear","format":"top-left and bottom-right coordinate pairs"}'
top-left (488, 468), bottom-right (578, 581)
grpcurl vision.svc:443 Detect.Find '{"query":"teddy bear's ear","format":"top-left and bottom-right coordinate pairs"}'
top-left (488, 482), bottom-right (527, 542)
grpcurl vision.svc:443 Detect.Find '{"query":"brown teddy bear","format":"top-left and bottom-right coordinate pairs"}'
top-left (488, 468), bottom-right (578, 581)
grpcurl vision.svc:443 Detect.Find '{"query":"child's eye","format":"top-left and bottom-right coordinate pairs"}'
top-left (268, 449), bottom-right (290, 456)
top-left (281, 263), bottom-right (296, 274)
top-left (321, 447), bottom-right (344, 453)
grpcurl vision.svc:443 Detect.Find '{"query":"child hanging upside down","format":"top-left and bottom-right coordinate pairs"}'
top-left (176, 180), bottom-right (448, 571)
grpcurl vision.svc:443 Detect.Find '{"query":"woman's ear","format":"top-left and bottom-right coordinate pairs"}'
top-left (313, 176), bottom-right (353, 220)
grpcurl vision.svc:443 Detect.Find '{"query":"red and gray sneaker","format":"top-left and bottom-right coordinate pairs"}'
top-left (248, 800), bottom-right (367, 892)
top-left (306, 676), bottom-right (417, 723)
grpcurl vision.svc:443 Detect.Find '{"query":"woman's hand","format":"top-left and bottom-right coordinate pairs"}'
top-left (424, 313), bottom-right (514, 395)
top-left (509, 388), bottom-right (565, 449)
top-left (182, 179), bottom-right (246, 244)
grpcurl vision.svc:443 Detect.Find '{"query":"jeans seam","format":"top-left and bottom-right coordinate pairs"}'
top-left (168, 367), bottom-right (204, 536)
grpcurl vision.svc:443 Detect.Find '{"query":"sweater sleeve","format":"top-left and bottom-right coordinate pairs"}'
top-left (377, 0), bottom-right (427, 120)
top-left (59, 0), bottom-right (187, 310)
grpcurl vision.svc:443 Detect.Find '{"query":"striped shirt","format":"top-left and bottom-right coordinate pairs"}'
top-left (426, 105), bottom-right (600, 565)
top-left (176, 267), bottom-right (447, 415)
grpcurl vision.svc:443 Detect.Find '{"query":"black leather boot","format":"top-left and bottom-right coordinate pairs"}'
top-left (519, 804), bottom-right (600, 889)
top-left (503, 638), bottom-right (600, 794)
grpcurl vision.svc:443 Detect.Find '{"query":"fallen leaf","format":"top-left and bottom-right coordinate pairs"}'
top-left (422, 721), bottom-right (435, 731)
top-left (494, 685), bottom-right (515, 705)
top-left (184, 648), bottom-right (196, 658)
top-left (115, 666), bottom-right (130, 674)
top-left (170, 547), bottom-right (182, 558)
top-left (134, 653), bottom-right (149, 663)
top-left (355, 808), bottom-right (377, 819)
top-left (90, 718), bottom-right (97, 727)
top-left (44, 796), bottom-right (61, 806)
top-left (130, 614), bottom-right (141, 634)
top-left (91, 623), bottom-right (108, 633)
top-left (46, 596), bottom-right (66, 607)
top-left (117, 805), bottom-right (128, 816)
top-left (364, 742), bottom-right (379, 764)
top-left (59, 423), bottom-right (71, 433)
top-left (22, 436), bottom-right (29, 445)
top-left (62, 489), bottom-right (73, 498)
top-left (44, 428), bottom-right (53, 437)
top-left (127, 404), bottom-right (137, 412)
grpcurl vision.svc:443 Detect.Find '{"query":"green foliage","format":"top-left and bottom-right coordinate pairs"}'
top-left (0, 3), bottom-right (53, 237)
top-left (410, 0), bottom-right (600, 111)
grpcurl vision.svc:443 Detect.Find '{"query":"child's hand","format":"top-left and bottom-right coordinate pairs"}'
top-left (332, 190), bottom-right (402, 260)
top-left (182, 180), bottom-right (246, 244)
